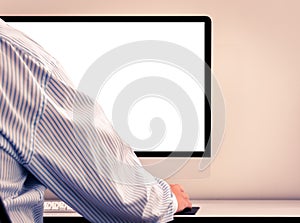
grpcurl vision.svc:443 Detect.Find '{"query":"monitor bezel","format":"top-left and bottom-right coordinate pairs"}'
top-left (2, 15), bottom-right (211, 158)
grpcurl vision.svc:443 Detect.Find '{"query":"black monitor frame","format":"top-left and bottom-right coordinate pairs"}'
top-left (2, 15), bottom-right (211, 158)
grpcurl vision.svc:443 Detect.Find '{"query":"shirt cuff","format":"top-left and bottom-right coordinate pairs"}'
top-left (171, 192), bottom-right (178, 214)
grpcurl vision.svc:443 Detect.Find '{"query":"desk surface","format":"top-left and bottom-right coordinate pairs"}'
top-left (188, 200), bottom-right (300, 217)
top-left (44, 200), bottom-right (300, 218)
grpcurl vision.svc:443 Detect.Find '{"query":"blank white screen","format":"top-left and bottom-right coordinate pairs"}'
top-left (10, 21), bottom-right (205, 152)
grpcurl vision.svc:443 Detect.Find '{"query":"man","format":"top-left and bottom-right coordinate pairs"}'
top-left (0, 18), bottom-right (191, 222)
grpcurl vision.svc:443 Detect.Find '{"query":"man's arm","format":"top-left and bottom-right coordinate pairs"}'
top-left (28, 74), bottom-right (177, 222)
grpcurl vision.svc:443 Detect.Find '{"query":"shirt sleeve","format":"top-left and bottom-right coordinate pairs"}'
top-left (0, 26), bottom-right (176, 222)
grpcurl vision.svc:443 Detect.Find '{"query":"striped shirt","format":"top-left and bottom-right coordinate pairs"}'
top-left (0, 19), bottom-right (177, 222)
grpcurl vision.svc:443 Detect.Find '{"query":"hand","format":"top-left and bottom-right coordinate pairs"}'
top-left (170, 184), bottom-right (192, 213)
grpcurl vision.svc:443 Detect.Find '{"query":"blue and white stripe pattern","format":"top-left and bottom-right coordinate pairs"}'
top-left (0, 19), bottom-right (176, 222)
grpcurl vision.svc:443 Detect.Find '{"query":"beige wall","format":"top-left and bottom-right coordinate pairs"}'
top-left (1, 0), bottom-right (300, 199)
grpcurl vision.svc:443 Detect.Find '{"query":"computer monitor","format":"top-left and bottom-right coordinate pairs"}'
top-left (4, 16), bottom-right (212, 197)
